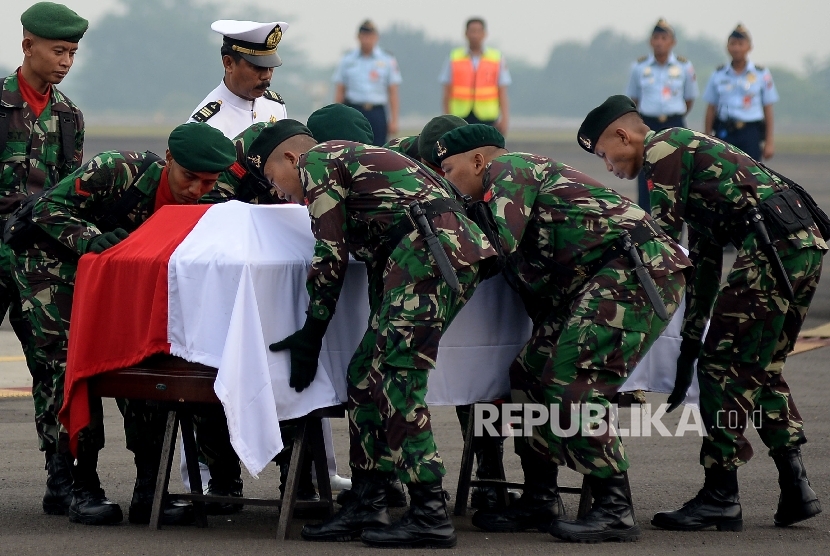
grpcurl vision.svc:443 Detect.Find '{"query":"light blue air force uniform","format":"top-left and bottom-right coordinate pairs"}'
top-left (626, 53), bottom-right (698, 118)
top-left (702, 60), bottom-right (779, 122)
top-left (332, 46), bottom-right (402, 105)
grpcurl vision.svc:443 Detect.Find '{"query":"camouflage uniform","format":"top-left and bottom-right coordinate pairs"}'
top-left (0, 71), bottom-right (84, 454)
top-left (16, 151), bottom-right (171, 456)
top-left (645, 128), bottom-right (827, 470)
top-left (382, 135), bottom-right (420, 159)
top-left (299, 141), bottom-right (496, 484)
top-left (201, 121), bottom-right (285, 205)
top-left (484, 153), bottom-right (690, 478)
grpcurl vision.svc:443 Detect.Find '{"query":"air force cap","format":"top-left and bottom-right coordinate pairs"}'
top-left (212, 20), bottom-right (289, 68)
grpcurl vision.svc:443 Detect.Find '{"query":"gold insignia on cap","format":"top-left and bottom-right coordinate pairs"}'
top-left (248, 154), bottom-right (262, 168)
top-left (579, 136), bottom-right (592, 150)
top-left (266, 25), bottom-right (282, 49)
top-left (436, 141), bottom-right (447, 157)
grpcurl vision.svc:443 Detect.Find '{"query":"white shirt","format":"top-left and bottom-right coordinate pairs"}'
top-left (187, 80), bottom-right (288, 139)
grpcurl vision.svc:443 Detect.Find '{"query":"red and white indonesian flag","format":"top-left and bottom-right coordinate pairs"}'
top-left (60, 202), bottom-right (695, 476)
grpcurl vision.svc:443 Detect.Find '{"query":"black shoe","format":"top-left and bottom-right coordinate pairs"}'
top-left (651, 467), bottom-right (742, 532)
top-left (772, 447), bottom-right (822, 527)
top-left (68, 453), bottom-right (122, 526)
top-left (337, 474), bottom-right (407, 508)
top-left (43, 452), bottom-right (74, 515)
top-left (469, 433), bottom-right (510, 511)
top-left (361, 481), bottom-right (456, 549)
top-left (279, 458), bottom-right (321, 503)
top-left (473, 487), bottom-right (563, 532)
top-left (549, 473), bottom-right (640, 543)
top-left (204, 478), bottom-right (244, 515)
top-left (128, 478), bottom-right (195, 526)
top-left (302, 470), bottom-right (391, 542)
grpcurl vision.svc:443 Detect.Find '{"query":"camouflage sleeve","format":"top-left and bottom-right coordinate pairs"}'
top-left (485, 160), bottom-right (539, 256)
top-left (681, 228), bottom-right (723, 344)
top-left (646, 140), bottom-right (687, 243)
top-left (199, 177), bottom-right (237, 204)
top-left (32, 153), bottom-right (132, 255)
top-left (298, 149), bottom-right (351, 321)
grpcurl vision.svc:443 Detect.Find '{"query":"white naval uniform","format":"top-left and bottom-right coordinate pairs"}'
top-left (187, 79), bottom-right (288, 139)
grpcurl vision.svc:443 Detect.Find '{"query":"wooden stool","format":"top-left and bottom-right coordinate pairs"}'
top-left (88, 353), bottom-right (345, 539)
top-left (454, 400), bottom-right (634, 520)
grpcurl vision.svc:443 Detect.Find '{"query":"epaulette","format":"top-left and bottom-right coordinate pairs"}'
top-left (262, 90), bottom-right (285, 104)
top-left (676, 55), bottom-right (688, 63)
top-left (716, 64), bottom-right (725, 71)
top-left (637, 55), bottom-right (648, 63)
top-left (192, 101), bottom-right (221, 122)
top-left (755, 65), bottom-right (764, 71)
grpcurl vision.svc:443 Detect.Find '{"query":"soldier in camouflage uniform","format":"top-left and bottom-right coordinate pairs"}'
top-left (387, 115), bottom-right (516, 512)
top-left (0, 2), bottom-right (86, 516)
top-left (437, 124), bottom-right (690, 543)
top-left (13, 123), bottom-right (236, 525)
top-left (580, 95), bottom-right (824, 532)
top-left (243, 119), bottom-right (496, 548)
top-left (190, 106), bottom-right (377, 513)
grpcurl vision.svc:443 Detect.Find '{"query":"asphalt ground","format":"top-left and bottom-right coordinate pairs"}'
top-left (0, 136), bottom-right (829, 554)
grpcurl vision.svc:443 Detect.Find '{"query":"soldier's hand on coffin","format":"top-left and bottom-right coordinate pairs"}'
top-left (667, 338), bottom-right (702, 413)
top-left (269, 315), bottom-right (329, 392)
top-left (88, 228), bottom-right (129, 253)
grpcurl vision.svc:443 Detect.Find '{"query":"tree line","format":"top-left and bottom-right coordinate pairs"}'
top-left (3, 0), bottom-right (828, 130)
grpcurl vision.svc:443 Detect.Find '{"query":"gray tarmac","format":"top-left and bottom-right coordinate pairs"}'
top-left (0, 137), bottom-right (828, 554)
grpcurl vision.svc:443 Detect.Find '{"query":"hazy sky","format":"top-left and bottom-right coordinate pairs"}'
top-left (2, 0), bottom-right (829, 73)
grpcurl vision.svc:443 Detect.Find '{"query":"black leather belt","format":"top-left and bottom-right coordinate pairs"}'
top-left (346, 102), bottom-right (384, 111)
top-left (382, 198), bottom-right (464, 251)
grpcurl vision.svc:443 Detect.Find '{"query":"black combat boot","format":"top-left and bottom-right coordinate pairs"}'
top-left (302, 470), bottom-right (391, 542)
top-left (361, 480), bottom-right (456, 549)
top-left (651, 466), bottom-right (742, 531)
top-left (470, 434), bottom-right (519, 510)
top-left (43, 451), bottom-right (74, 515)
top-left (202, 453), bottom-right (244, 515)
top-left (549, 472), bottom-right (640, 543)
top-left (278, 454), bottom-right (321, 503)
top-left (472, 457), bottom-right (564, 532)
top-left (128, 453), bottom-right (194, 525)
top-left (771, 446), bottom-right (822, 526)
top-left (337, 474), bottom-right (407, 508)
top-left (68, 452), bottom-right (123, 525)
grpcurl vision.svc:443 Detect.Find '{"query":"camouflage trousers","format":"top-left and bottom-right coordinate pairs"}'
top-left (13, 249), bottom-right (171, 458)
top-left (698, 243), bottom-right (824, 470)
top-left (348, 266), bottom-right (479, 484)
top-left (511, 261), bottom-right (686, 478)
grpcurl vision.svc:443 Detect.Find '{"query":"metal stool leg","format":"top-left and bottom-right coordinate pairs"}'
top-left (150, 410), bottom-right (179, 530)
top-left (277, 417), bottom-right (308, 540)
top-left (308, 418), bottom-right (334, 516)
top-left (454, 406), bottom-right (477, 516)
top-left (180, 413), bottom-right (208, 528)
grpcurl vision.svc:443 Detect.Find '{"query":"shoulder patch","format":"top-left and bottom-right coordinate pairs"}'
top-left (192, 101), bottom-right (221, 122)
top-left (755, 65), bottom-right (764, 71)
top-left (716, 64), bottom-right (725, 71)
top-left (637, 55), bottom-right (648, 63)
top-left (262, 90), bottom-right (285, 104)
top-left (676, 55), bottom-right (687, 63)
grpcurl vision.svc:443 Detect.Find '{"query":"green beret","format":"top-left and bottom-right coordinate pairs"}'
top-left (433, 124), bottom-right (505, 165)
top-left (245, 119), bottom-right (313, 182)
top-left (577, 95), bottom-right (639, 154)
top-left (167, 122), bottom-right (236, 173)
top-left (418, 115), bottom-right (467, 165)
top-left (21, 2), bottom-right (89, 43)
top-left (307, 104), bottom-right (374, 145)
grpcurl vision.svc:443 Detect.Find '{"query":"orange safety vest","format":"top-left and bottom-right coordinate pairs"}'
top-left (448, 48), bottom-right (502, 121)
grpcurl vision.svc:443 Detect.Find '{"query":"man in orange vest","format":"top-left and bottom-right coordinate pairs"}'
top-left (440, 18), bottom-right (511, 135)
